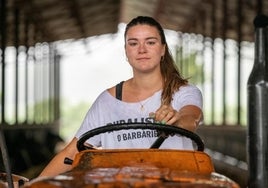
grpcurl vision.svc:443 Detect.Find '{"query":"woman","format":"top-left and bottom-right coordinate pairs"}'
top-left (39, 16), bottom-right (203, 177)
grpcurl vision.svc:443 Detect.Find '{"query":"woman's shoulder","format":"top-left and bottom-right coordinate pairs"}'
top-left (174, 84), bottom-right (202, 100)
top-left (97, 81), bottom-right (125, 101)
top-left (173, 84), bottom-right (203, 109)
top-left (107, 86), bottom-right (115, 97)
top-left (179, 84), bottom-right (201, 93)
top-left (107, 81), bottom-right (126, 97)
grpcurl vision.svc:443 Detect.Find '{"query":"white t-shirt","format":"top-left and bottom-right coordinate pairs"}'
top-left (75, 84), bottom-right (202, 150)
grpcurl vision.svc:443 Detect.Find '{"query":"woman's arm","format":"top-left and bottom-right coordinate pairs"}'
top-left (38, 137), bottom-right (79, 177)
top-left (174, 105), bottom-right (203, 132)
top-left (154, 104), bottom-right (203, 132)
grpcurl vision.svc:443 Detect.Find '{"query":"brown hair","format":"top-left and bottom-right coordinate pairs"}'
top-left (124, 16), bottom-right (188, 105)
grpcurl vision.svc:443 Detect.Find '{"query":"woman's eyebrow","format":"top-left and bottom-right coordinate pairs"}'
top-left (127, 37), bottom-right (158, 41)
top-left (127, 38), bottom-right (138, 42)
top-left (145, 37), bottom-right (158, 40)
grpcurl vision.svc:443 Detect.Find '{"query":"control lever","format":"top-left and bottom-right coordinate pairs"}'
top-left (64, 157), bottom-right (73, 165)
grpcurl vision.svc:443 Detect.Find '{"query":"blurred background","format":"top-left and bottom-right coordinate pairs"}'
top-left (1, 0), bottom-right (267, 187)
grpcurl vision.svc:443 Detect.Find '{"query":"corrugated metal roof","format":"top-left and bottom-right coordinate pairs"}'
top-left (2, 0), bottom-right (267, 46)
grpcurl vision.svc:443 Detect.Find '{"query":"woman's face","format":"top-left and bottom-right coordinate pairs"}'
top-left (125, 24), bottom-right (165, 73)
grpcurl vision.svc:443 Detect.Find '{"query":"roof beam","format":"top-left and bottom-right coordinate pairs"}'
top-left (18, 0), bottom-right (57, 43)
top-left (67, 0), bottom-right (87, 39)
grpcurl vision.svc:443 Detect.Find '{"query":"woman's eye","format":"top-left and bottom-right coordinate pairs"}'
top-left (147, 41), bottom-right (156, 45)
top-left (128, 42), bottom-right (137, 46)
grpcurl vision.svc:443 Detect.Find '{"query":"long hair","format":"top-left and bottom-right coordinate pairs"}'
top-left (124, 16), bottom-right (188, 105)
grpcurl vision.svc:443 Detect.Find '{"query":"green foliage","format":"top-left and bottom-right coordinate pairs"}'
top-left (60, 100), bottom-right (91, 141)
top-left (175, 48), bottom-right (204, 85)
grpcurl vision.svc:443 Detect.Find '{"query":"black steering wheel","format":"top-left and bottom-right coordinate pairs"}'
top-left (77, 122), bottom-right (204, 152)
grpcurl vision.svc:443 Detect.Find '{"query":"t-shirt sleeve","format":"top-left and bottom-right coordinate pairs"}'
top-left (74, 93), bottom-right (104, 147)
top-left (173, 84), bottom-right (203, 111)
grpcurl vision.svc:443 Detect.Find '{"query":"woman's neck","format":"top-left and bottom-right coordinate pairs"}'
top-left (131, 71), bottom-right (163, 89)
top-left (122, 76), bottom-right (162, 102)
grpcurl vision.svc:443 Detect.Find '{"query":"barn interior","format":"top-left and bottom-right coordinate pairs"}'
top-left (1, 0), bottom-right (268, 187)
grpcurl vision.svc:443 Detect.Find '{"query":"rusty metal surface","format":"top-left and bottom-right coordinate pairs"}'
top-left (23, 149), bottom-right (240, 188)
top-left (24, 168), bottom-right (239, 188)
top-left (72, 149), bottom-right (214, 174)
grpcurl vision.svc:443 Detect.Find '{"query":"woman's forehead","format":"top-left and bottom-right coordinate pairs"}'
top-left (125, 24), bottom-right (161, 39)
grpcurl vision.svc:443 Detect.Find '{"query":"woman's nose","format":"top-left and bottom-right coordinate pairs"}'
top-left (138, 43), bottom-right (147, 53)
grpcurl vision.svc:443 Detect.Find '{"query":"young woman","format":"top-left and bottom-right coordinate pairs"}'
top-left (39, 16), bottom-right (203, 177)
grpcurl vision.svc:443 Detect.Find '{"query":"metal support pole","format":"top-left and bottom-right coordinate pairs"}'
top-left (222, 0), bottom-right (227, 125)
top-left (210, 0), bottom-right (216, 124)
top-left (24, 17), bottom-right (29, 123)
top-left (14, 8), bottom-right (19, 124)
top-left (236, 0), bottom-right (242, 125)
top-left (247, 14), bottom-right (268, 188)
top-left (1, 0), bottom-right (6, 124)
